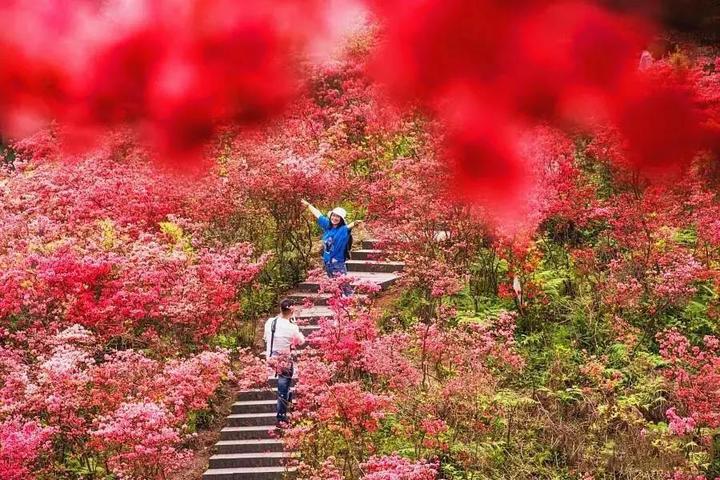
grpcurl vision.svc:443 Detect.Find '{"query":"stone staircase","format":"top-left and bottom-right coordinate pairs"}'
top-left (202, 239), bottom-right (402, 480)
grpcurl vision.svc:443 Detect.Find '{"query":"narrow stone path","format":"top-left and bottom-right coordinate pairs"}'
top-left (202, 239), bottom-right (403, 480)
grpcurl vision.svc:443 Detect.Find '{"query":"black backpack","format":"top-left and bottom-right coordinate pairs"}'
top-left (345, 232), bottom-right (353, 260)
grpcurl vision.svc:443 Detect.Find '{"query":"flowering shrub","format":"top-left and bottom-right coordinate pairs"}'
top-left (316, 382), bottom-right (394, 435)
top-left (360, 455), bottom-right (439, 480)
top-left (286, 277), bottom-right (525, 478)
top-left (659, 330), bottom-right (720, 430)
top-left (0, 323), bottom-right (247, 479)
top-left (666, 408), bottom-right (697, 436)
top-left (0, 142), bottom-right (270, 344)
top-left (0, 419), bottom-right (55, 480)
top-left (91, 402), bottom-right (189, 479)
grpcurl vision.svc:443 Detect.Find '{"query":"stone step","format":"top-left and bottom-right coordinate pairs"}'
top-left (286, 292), bottom-right (333, 305)
top-left (227, 413), bottom-right (277, 427)
top-left (267, 376), bottom-right (297, 388)
top-left (203, 238), bottom-right (400, 480)
top-left (209, 452), bottom-right (294, 469)
top-left (296, 318), bottom-right (323, 328)
top-left (299, 325), bottom-right (320, 336)
top-left (295, 282), bottom-right (321, 293)
top-left (231, 400), bottom-right (277, 414)
top-left (349, 249), bottom-right (385, 260)
top-left (286, 292), bottom-right (369, 306)
top-left (215, 439), bottom-right (285, 454)
top-left (294, 306), bottom-right (334, 319)
top-left (361, 239), bottom-right (382, 249)
top-left (220, 426), bottom-right (276, 441)
top-left (202, 466), bottom-right (296, 480)
top-left (346, 260), bottom-right (404, 273)
top-left (296, 271), bottom-right (398, 293)
top-left (236, 389), bottom-right (276, 402)
top-left (348, 271), bottom-right (399, 289)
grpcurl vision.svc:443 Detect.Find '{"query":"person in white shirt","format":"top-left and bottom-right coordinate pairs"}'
top-left (263, 298), bottom-right (305, 424)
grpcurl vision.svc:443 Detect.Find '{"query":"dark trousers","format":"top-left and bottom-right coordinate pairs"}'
top-left (276, 366), bottom-right (293, 422)
top-left (325, 260), bottom-right (353, 296)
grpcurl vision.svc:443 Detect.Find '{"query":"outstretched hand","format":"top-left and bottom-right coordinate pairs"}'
top-left (301, 199), bottom-right (322, 219)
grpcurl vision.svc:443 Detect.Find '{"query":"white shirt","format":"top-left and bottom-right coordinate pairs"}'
top-left (264, 315), bottom-right (305, 359)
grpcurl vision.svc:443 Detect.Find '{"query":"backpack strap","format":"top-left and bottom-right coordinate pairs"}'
top-left (345, 231), bottom-right (353, 260)
top-left (269, 316), bottom-right (279, 378)
top-left (269, 316), bottom-right (278, 357)
top-left (269, 317), bottom-right (295, 357)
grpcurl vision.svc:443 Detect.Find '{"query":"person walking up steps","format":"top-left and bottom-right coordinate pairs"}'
top-left (301, 199), bottom-right (363, 295)
top-left (264, 298), bottom-right (305, 425)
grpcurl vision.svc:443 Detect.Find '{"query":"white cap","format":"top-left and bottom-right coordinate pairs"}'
top-left (329, 207), bottom-right (347, 221)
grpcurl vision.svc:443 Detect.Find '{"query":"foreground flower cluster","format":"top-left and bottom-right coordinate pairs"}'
top-left (0, 324), bottom-right (231, 478)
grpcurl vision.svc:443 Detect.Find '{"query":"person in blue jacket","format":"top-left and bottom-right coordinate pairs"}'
top-left (301, 199), bottom-right (363, 280)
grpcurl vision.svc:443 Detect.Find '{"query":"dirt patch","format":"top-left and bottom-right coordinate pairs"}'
top-left (371, 284), bottom-right (403, 313)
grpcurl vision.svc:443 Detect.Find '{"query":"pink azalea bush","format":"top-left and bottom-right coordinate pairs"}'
top-left (91, 402), bottom-right (190, 479)
top-left (0, 323), bottom-right (248, 479)
top-left (659, 329), bottom-right (720, 430)
top-left (0, 419), bottom-right (55, 480)
top-left (286, 277), bottom-right (524, 478)
top-left (0, 136), bottom-right (279, 478)
top-left (360, 455), bottom-right (439, 480)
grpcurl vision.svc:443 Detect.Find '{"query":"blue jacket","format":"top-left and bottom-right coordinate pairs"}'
top-left (318, 216), bottom-right (350, 264)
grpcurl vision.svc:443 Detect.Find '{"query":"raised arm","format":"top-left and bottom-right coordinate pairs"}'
top-left (346, 219), bottom-right (364, 230)
top-left (292, 323), bottom-right (306, 347)
top-left (301, 199), bottom-right (322, 219)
